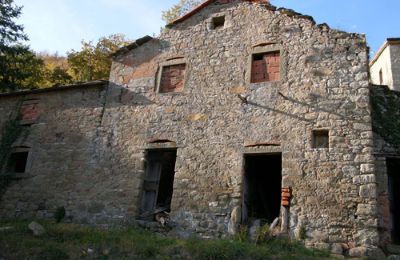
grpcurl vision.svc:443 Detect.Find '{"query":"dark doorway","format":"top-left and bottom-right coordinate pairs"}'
top-left (140, 149), bottom-right (177, 218)
top-left (387, 158), bottom-right (400, 244)
top-left (242, 153), bottom-right (282, 224)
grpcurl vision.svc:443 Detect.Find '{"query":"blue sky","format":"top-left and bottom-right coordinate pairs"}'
top-left (15, 0), bottom-right (399, 57)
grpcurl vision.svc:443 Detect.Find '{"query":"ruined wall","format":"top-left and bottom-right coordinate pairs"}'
top-left (107, 0), bottom-right (377, 255)
top-left (0, 84), bottom-right (143, 224)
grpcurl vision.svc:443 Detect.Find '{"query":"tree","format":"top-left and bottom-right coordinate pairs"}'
top-left (162, 0), bottom-right (202, 24)
top-left (38, 52), bottom-right (72, 87)
top-left (67, 34), bottom-right (130, 82)
top-left (0, 0), bottom-right (45, 91)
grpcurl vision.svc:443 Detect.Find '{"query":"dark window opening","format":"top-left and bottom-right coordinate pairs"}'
top-left (387, 158), bottom-right (400, 244)
top-left (140, 149), bottom-right (177, 219)
top-left (312, 130), bottom-right (329, 149)
top-left (212, 16), bottom-right (225, 29)
top-left (251, 51), bottom-right (280, 83)
top-left (159, 64), bottom-right (186, 93)
top-left (379, 69), bottom-right (383, 85)
top-left (7, 152), bottom-right (29, 173)
top-left (242, 153), bottom-right (282, 224)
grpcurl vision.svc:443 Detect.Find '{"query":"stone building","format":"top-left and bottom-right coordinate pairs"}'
top-left (370, 38), bottom-right (400, 91)
top-left (0, 0), bottom-right (398, 257)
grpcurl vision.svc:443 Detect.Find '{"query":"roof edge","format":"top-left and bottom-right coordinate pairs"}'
top-left (111, 35), bottom-right (153, 58)
top-left (370, 37), bottom-right (400, 67)
top-left (0, 80), bottom-right (108, 98)
top-left (167, 0), bottom-right (270, 26)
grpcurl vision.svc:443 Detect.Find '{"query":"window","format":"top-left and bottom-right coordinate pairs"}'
top-left (379, 69), bottom-right (383, 85)
top-left (312, 130), bottom-right (329, 149)
top-left (251, 51), bottom-right (280, 83)
top-left (211, 16), bottom-right (225, 29)
top-left (20, 99), bottom-right (40, 125)
top-left (7, 151), bottom-right (29, 173)
top-left (159, 64), bottom-right (186, 93)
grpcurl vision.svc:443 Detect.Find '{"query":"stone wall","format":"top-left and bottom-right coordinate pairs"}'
top-left (391, 43), bottom-right (400, 91)
top-left (108, 0), bottom-right (376, 255)
top-left (0, 83), bottom-right (142, 224)
top-left (0, 0), bottom-right (383, 257)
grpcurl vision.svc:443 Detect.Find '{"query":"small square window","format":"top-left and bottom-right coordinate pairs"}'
top-left (7, 152), bottom-right (29, 173)
top-left (159, 64), bottom-right (186, 93)
top-left (251, 51), bottom-right (280, 83)
top-left (212, 16), bottom-right (225, 29)
top-left (312, 130), bottom-right (329, 149)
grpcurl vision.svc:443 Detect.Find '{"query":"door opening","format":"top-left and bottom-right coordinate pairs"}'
top-left (140, 149), bottom-right (177, 218)
top-left (242, 153), bottom-right (282, 224)
top-left (387, 158), bottom-right (400, 244)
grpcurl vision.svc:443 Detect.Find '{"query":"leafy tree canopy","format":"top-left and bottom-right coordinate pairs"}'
top-left (67, 34), bottom-right (130, 82)
top-left (0, 0), bottom-right (44, 91)
top-left (162, 0), bottom-right (202, 24)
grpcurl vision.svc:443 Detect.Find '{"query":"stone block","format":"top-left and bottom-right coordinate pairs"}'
top-left (359, 184), bottom-right (377, 198)
top-left (348, 246), bottom-right (367, 257)
top-left (353, 174), bottom-right (376, 185)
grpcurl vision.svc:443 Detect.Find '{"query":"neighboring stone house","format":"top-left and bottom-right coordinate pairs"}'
top-left (370, 38), bottom-right (400, 91)
top-left (0, 0), bottom-right (399, 257)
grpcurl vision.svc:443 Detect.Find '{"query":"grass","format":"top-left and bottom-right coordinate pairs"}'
top-left (0, 219), bottom-right (330, 259)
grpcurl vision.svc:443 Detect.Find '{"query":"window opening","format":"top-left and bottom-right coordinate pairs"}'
top-left (379, 69), bottom-right (383, 85)
top-left (251, 51), bottom-right (280, 83)
top-left (242, 153), bottom-right (282, 224)
top-left (159, 64), bottom-right (186, 93)
top-left (140, 149), bottom-right (177, 219)
top-left (212, 16), bottom-right (225, 29)
top-left (7, 152), bottom-right (29, 173)
top-left (312, 130), bottom-right (329, 149)
top-left (387, 158), bottom-right (400, 244)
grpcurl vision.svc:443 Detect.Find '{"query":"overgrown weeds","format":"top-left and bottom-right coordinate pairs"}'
top-left (0, 219), bottom-right (329, 259)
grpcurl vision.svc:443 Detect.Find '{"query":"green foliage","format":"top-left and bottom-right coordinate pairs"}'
top-left (233, 225), bottom-right (248, 242)
top-left (255, 223), bottom-right (270, 244)
top-left (54, 207), bottom-right (66, 223)
top-left (162, 0), bottom-right (202, 24)
top-left (299, 224), bottom-right (307, 240)
top-left (67, 34), bottom-right (130, 82)
top-left (0, 45), bottom-right (46, 91)
top-left (0, 112), bottom-right (24, 198)
top-left (0, 0), bottom-right (27, 46)
top-left (370, 87), bottom-right (400, 147)
top-left (0, 0), bottom-right (47, 91)
top-left (0, 219), bottom-right (330, 259)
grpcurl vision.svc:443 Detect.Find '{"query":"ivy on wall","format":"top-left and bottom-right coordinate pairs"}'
top-left (0, 100), bottom-right (25, 198)
top-left (370, 86), bottom-right (400, 148)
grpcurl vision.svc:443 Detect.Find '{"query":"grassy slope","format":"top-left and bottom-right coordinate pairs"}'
top-left (0, 220), bottom-right (330, 259)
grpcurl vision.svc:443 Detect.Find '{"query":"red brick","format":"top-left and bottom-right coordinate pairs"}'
top-left (160, 64), bottom-right (186, 93)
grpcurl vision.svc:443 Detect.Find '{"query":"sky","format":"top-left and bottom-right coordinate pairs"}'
top-left (14, 0), bottom-right (399, 57)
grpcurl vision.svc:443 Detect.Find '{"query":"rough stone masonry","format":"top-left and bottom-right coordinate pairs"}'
top-left (0, 0), bottom-right (397, 257)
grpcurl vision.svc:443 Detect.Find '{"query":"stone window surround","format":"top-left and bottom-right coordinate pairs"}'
top-left (207, 12), bottom-right (230, 31)
top-left (20, 99), bottom-right (41, 125)
top-left (246, 44), bottom-right (285, 85)
top-left (311, 129), bottom-right (330, 149)
top-left (3, 146), bottom-right (32, 179)
top-left (155, 58), bottom-right (188, 94)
